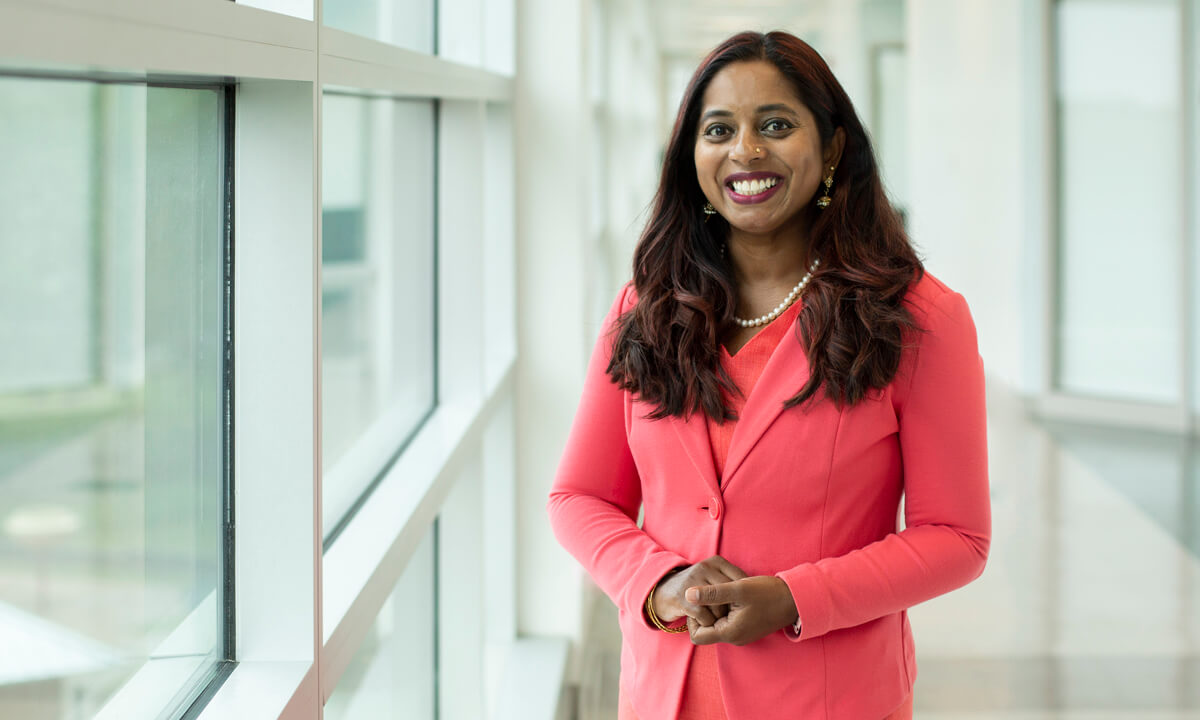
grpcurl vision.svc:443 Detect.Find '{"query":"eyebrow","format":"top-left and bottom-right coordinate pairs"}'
top-left (699, 103), bottom-right (798, 123)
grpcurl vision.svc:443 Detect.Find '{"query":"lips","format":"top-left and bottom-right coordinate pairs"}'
top-left (724, 171), bottom-right (783, 205)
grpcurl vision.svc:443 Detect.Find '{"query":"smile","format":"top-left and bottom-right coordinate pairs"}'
top-left (730, 177), bottom-right (777, 195)
top-left (724, 173), bottom-right (783, 204)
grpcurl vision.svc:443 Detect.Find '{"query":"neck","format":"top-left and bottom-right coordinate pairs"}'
top-left (724, 214), bottom-right (817, 328)
top-left (726, 218), bottom-right (812, 287)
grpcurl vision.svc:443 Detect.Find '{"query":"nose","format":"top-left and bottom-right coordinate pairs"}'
top-left (729, 130), bottom-right (762, 164)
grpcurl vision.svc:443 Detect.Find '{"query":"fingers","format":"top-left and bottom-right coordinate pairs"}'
top-left (688, 606), bottom-right (717, 627)
top-left (678, 585), bottom-right (719, 626)
top-left (661, 564), bottom-right (731, 621)
top-left (688, 615), bottom-right (729, 645)
top-left (686, 581), bottom-right (741, 608)
top-left (705, 555), bottom-right (749, 581)
top-left (694, 565), bottom-right (736, 618)
top-left (659, 556), bottom-right (750, 625)
top-left (685, 576), bottom-right (790, 647)
top-left (689, 608), bottom-right (760, 647)
top-left (678, 593), bottom-right (719, 625)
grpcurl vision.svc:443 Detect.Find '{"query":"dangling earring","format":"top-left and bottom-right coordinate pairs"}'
top-left (816, 166), bottom-right (835, 209)
top-left (703, 202), bottom-right (717, 222)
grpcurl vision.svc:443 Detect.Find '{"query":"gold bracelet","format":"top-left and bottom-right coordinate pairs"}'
top-left (646, 578), bottom-right (688, 634)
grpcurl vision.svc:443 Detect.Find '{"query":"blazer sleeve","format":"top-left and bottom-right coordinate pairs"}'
top-left (776, 289), bottom-right (991, 641)
top-left (546, 285), bottom-right (691, 629)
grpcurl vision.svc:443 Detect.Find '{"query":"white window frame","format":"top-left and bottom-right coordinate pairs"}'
top-left (0, 0), bottom-right (517, 717)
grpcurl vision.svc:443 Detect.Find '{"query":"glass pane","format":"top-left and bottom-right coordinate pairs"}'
top-left (1055, 0), bottom-right (1183, 403)
top-left (321, 94), bottom-right (436, 534)
top-left (874, 46), bottom-right (908, 214)
top-left (324, 529), bottom-right (435, 719)
top-left (0, 78), bottom-right (225, 717)
top-left (323, 0), bottom-right (434, 53)
top-left (483, 103), bottom-right (515, 388)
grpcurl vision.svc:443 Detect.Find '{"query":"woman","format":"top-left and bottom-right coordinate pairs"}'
top-left (547, 31), bottom-right (989, 720)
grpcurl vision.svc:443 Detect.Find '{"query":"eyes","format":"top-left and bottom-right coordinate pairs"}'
top-left (702, 118), bottom-right (795, 139)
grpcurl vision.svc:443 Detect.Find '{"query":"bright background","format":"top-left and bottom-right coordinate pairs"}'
top-left (0, 0), bottom-right (1196, 718)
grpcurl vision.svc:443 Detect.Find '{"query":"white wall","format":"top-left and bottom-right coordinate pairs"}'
top-left (906, 0), bottom-right (1047, 394)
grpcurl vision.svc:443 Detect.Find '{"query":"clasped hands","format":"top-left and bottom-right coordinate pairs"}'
top-left (651, 556), bottom-right (799, 646)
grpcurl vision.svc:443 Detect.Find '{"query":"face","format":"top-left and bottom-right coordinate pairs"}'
top-left (693, 59), bottom-right (842, 238)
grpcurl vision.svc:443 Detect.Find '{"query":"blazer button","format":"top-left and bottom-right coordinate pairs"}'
top-left (708, 498), bottom-right (721, 520)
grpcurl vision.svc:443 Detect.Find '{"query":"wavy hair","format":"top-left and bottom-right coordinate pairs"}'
top-left (607, 31), bottom-right (923, 421)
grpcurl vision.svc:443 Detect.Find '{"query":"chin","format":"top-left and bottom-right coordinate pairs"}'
top-left (728, 218), bottom-right (783, 235)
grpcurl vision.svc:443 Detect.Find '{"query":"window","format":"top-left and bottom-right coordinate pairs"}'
top-left (324, 528), bottom-right (435, 719)
top-left (0, 76), bottom-right (229, 718)
top-left (324, 0), bottom-right (435, 52)
top-left (0, 0), bottom-right (517, 716)
top-left (1054, 0), bottom-right (1184, 404)
top-left (321, 93), bottom-right (437, 539)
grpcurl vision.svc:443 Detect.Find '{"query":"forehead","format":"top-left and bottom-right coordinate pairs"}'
top-left (699, 59), bottom-right (805, 113)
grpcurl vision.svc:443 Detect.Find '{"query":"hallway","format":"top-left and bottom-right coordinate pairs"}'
top-left (2, 0), bottom-right (1200, 717)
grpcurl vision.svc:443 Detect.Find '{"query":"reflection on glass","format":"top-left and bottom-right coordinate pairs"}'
top-left (1055, 0), bottom-right (1183, 403)
top-left (323, 0), bottom-right (434, 53)
top-left (0, 78), bottom-right (224, 717)
top-left (321, 94), bottom-right (436, 533)
top-left (324, 530), bottom-right (435, 719)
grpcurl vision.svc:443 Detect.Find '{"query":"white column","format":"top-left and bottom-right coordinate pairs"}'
top-left (514, 0), bottom-right (592, 647)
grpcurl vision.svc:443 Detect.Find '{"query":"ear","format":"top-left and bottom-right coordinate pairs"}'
top-left (823, 127), bottom-right (846, 171)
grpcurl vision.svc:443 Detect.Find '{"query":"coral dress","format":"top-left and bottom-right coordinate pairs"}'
top-left (617, 300), bottom-right (914, 720)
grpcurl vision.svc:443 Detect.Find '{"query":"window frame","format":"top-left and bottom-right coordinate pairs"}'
top-left (0, 67), bottom-right (237, 719)
top-left (0, 0), bottom-right (517, 717)
top-left (1039, 0), bottom-right (1198, 436)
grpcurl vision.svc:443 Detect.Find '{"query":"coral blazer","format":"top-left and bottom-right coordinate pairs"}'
top-left (547, 272), bottom-right (990, 720)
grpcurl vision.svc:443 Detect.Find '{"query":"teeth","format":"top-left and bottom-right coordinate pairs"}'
top-left (730, 177), bottom-right (779, 195)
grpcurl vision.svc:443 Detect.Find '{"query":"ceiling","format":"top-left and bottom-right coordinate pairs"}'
top-left (651, 0), bottom-right (829, 60)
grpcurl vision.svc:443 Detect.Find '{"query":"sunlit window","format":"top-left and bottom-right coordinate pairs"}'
top-left (1055, 0), bottom-right (1183, 403)
top-left (321, 93), bottom-right (437, 538)
top-left (0, 76), bottom-right (228, 718)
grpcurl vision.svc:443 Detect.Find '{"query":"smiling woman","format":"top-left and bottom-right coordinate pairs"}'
top-left (548, 31), bottom-right (990, 720)
top-left (694, 62), bottom-right (842, 249)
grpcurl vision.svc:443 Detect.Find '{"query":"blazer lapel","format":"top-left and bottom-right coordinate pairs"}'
top-left (667, 412), bottom-right (722, 498)
top-left (722, 330), bottom-right (812, 487)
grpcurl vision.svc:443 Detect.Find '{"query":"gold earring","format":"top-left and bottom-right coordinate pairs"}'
top-left (703, 202), bottom-right (717, 222)
top-left (816, 166), bottom-right (835, 209)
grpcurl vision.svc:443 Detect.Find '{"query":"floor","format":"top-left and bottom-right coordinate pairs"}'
top-left (576, 385), bottom-right (1200, 719)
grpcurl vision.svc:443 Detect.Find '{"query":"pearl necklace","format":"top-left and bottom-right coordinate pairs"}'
top-left (733, 258), bottom-right (820, 328)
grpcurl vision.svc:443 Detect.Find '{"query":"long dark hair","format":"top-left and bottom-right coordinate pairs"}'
top-left (607, 31), bottom-right (923, 421)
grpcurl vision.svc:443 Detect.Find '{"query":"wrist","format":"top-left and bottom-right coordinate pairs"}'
top-left (770, 576), bottom-right (800, 628)
top-left (651, 567), bottom-right (686, 622)
top-left (646, 569), bottom-right (688, 633)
